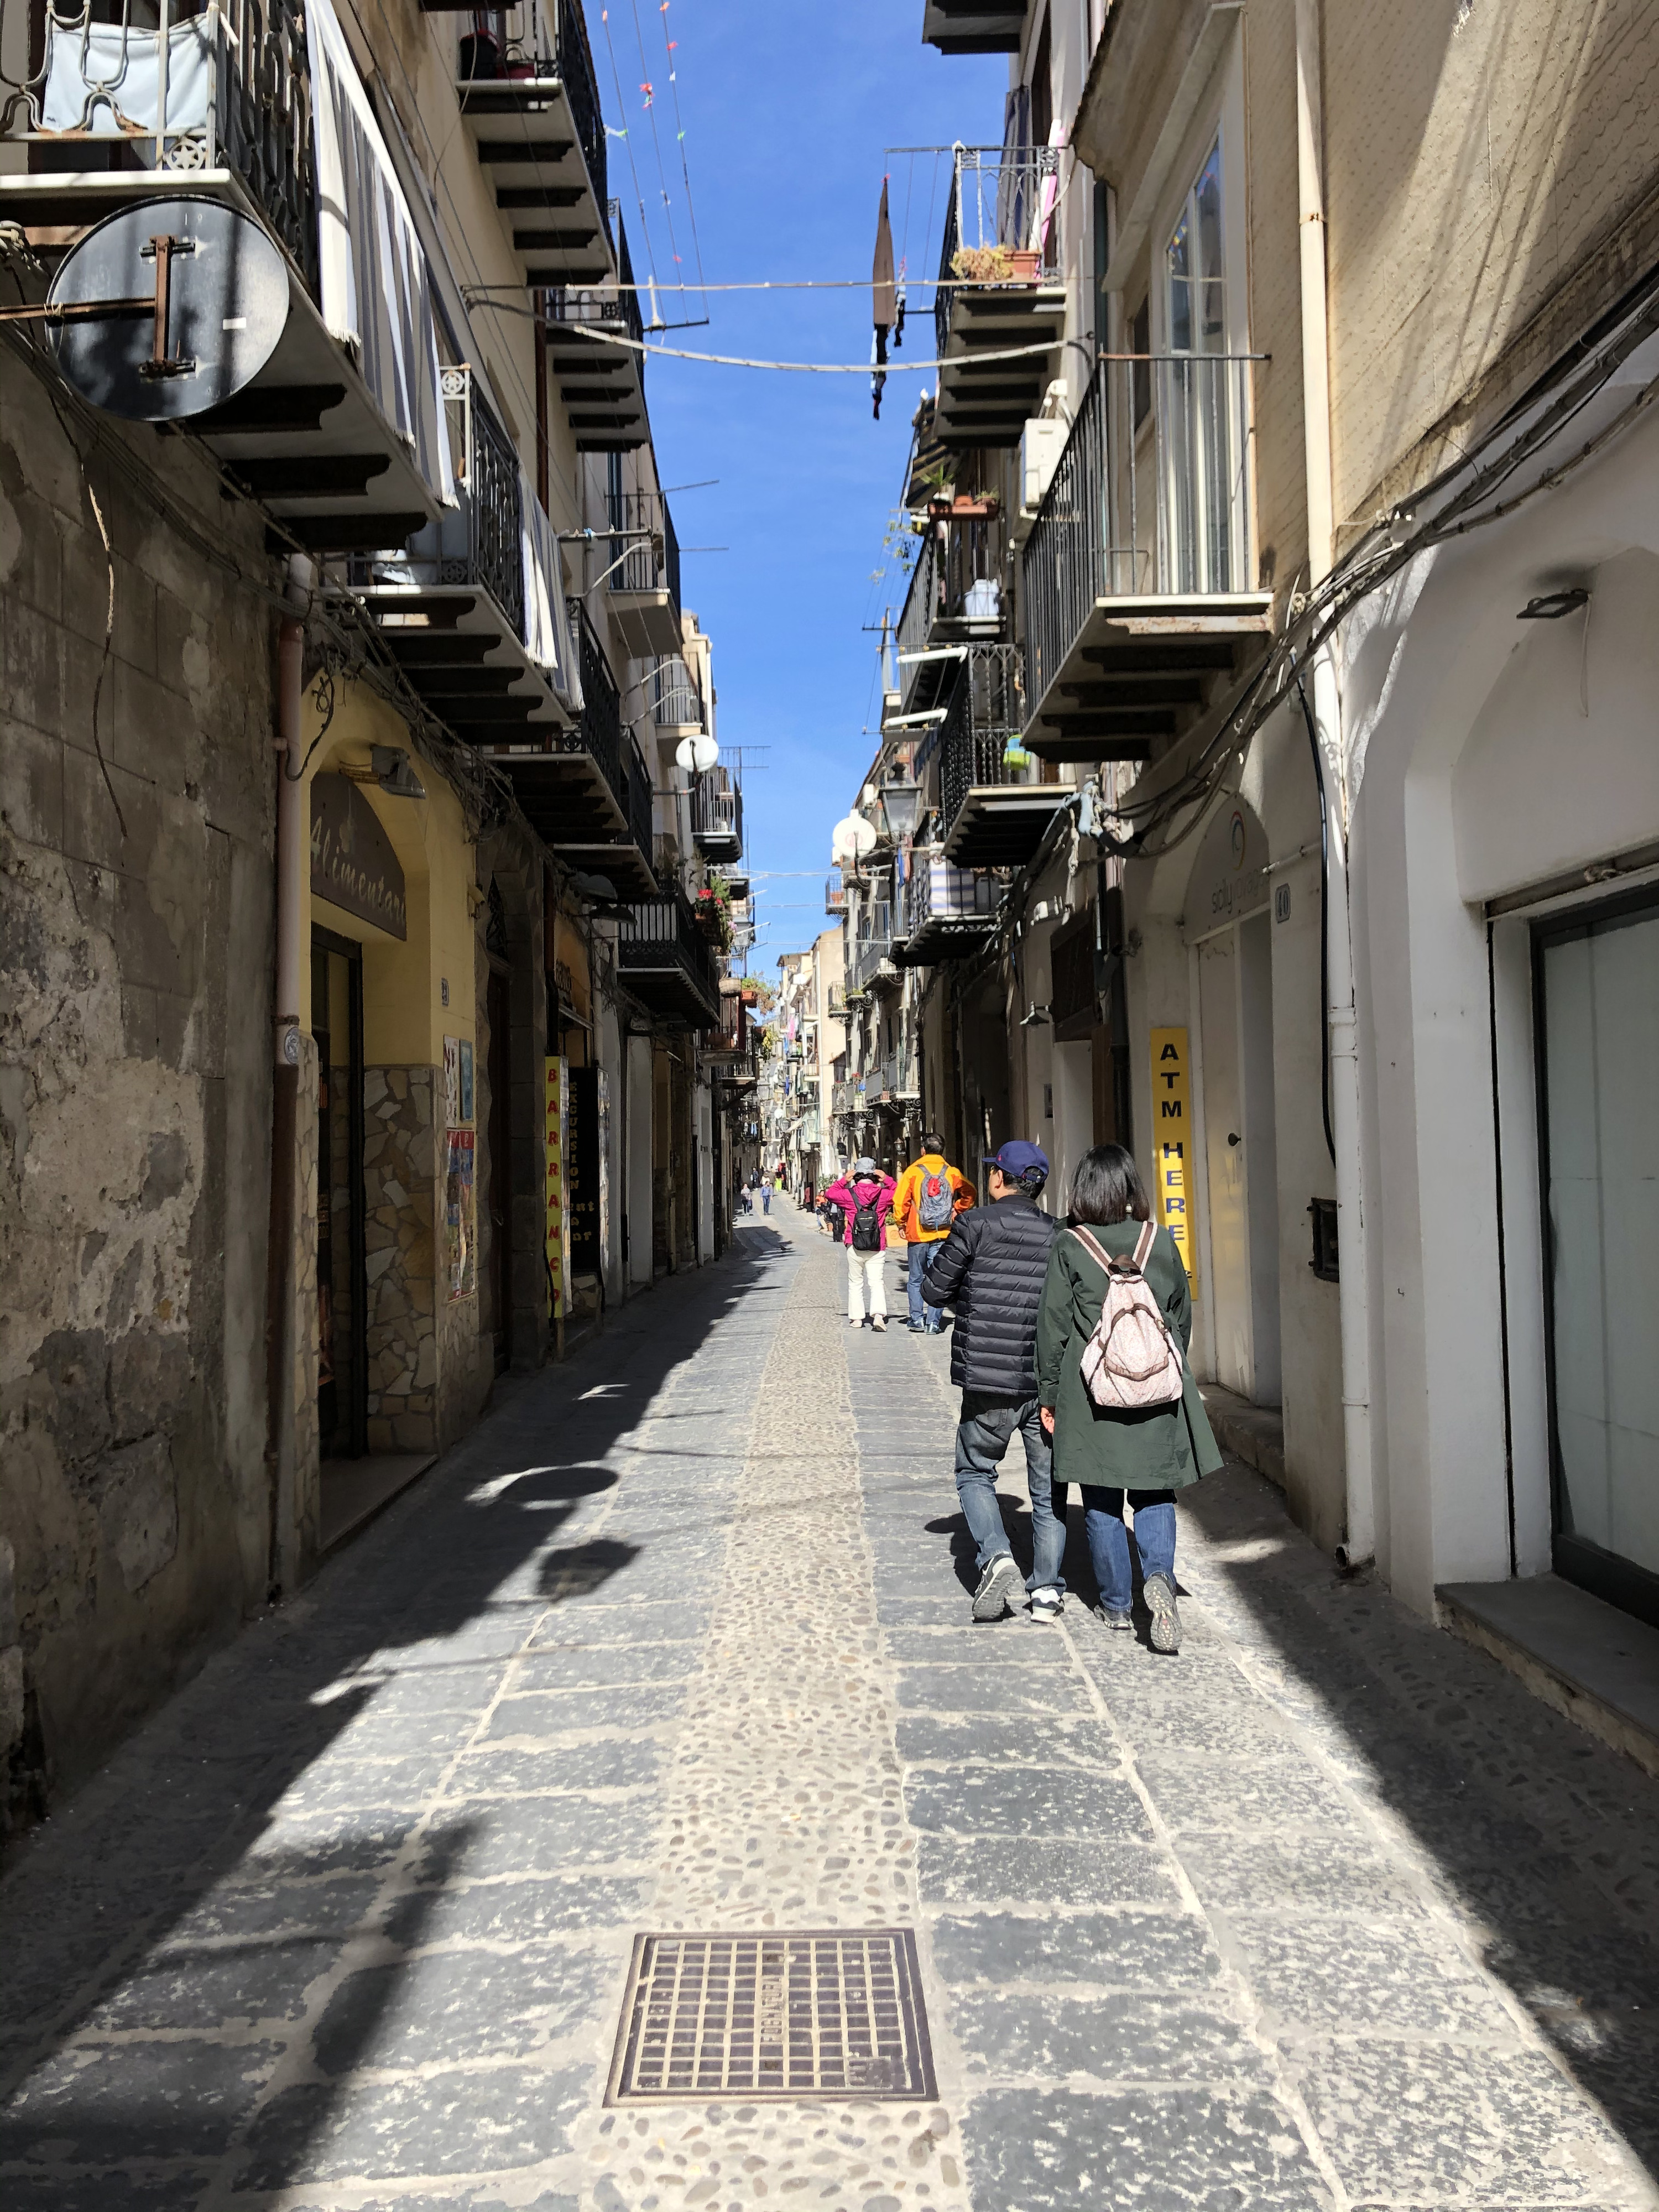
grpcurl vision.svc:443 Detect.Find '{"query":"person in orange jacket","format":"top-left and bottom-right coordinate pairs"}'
top-left (892, 1131), bottom-right (975, 1334)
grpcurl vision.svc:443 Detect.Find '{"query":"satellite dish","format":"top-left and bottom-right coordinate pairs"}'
top-left (675, 733), bottom-right (719, 773)
top-left (48, 196), bottom-right (289, 422)
top-left (831, 812), bottom-right (877, 862)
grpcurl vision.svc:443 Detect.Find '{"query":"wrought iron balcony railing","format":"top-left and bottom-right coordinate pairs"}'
top-left (826, 869), bottom-right (847, 917)
top-left (601, 487), bottom-right (680, 608)
top-left (457, 0), bottom-right (606, 212)
top-left (692, 769), bottom-right (742, 858)
top-left (847, 904), bottom-right (895, 995)
top-left (933, 645), bottom-right (1030, 836)
top-left (1, 0), bottom-right (315, 275)
top-left (654, 653), bottom-right (705, 730)
top-left (565, 594), bottom-right (623, 799)
top-left (615, 888), bottom-right (722, 1027)
top-left (934, 139), bottom-right (1061, 359)
top-left (900, 849), bottom-right (1001, 937)
top-left (1022, 353), bottom-right (1260, 712)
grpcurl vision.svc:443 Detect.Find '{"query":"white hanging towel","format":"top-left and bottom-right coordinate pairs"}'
top-left (306, 0), bottom-right (453, 505)
top-left (521, 483), bottom-right (582, 713)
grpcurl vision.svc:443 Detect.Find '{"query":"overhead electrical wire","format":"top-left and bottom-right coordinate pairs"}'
top-left (629, 0), bottom-right (688, 294)
top-left (453, 309), bottom-right (1070, 373)
top-left (654, 0), bottom-right (709, 311)
top-left (598, 4), bottom-right (666, 295)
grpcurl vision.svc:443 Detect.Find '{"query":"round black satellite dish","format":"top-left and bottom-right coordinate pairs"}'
top-left (48, 196), bottom-right (289, 422)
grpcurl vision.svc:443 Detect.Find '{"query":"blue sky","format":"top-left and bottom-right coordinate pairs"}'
top-left (611, 3), bottom-right (1005, 974)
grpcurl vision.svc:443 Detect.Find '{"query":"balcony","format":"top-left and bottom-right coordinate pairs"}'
top-left (450, 0), bottom-right (612, 286)
top-left (847, 904), bottom-right (899, 997)
top-left (925, 644), bottom-right (1056, 868)
top-left (545, 206), bottom-right (648, 452)
top-left (921, 1), bottom-right (1029, 53)
top-left (1021, 354), bottom-right (1275, 758)
top-left (0, 0), bottom-right (450, 549)
top-left (616, 890), bottom-right (722, 1029)
top-left (354, 369), bottom-right (576, 738)
top-left (705, 989), bottom-right (750, 1064)
top-left (932, 142), bottom-right (1066, 448)
top-left (485, 597), bottom-right (655, 895)
top-left (894, 848), bottom-right (1000, 966)
top-left (654, 653), bottom-right (706, 736)
top-left (601, 482), bottom-right (680, 654)
top-left (826, 870), bottom-right (847, 918)
top-left (692, 769), bottom-right (743, 863)
top-left (873, 1051), bottom-right (921, 1108)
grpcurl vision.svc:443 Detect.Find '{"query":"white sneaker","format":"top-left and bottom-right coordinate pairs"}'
top-left (1027, 1586), bottom-right (1064, 1621)
top-left (872, 1313), bottom-right (887, 1332)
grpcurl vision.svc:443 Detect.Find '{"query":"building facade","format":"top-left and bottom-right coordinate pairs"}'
top-left (0, 0), bottom-right (749, 1834)
top-left (822, 0), bottom-right (1659, 1656)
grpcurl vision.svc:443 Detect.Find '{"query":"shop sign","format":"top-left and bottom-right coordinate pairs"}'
top-left (1150, 1025), bottom-right (1195, 1287)
top-left (310, 773), bottom-right (408, 940)
top-left (1186, 797), bottom-right (1269, 933)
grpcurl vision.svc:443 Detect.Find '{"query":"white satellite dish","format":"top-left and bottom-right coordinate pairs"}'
top-left (675, 733), bottom-right (719, 773)
top-left (831, 812), bottom-right (877, 862)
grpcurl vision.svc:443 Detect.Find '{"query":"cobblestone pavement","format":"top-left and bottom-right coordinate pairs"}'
top-left (3, 1196), bottom-right (1658, 2209)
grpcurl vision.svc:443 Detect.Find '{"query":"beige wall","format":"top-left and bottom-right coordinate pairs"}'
top-left (1324, 0), bottom-right (1659, 532)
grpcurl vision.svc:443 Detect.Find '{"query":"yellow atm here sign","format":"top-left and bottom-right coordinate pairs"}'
top-left (1150, 1026), bottom-right (1195, 1286)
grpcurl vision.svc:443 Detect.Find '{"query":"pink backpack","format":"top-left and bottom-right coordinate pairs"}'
top-left (1069, 1222), bottom-right (1185, 1411)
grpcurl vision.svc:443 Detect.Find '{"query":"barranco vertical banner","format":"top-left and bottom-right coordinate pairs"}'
top-left (1149, 1027), bottom-right (1195, 1287)
top-left (544, 1056), bottom-right (572, 1321)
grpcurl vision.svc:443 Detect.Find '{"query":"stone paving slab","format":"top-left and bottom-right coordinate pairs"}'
top-left (1, 1201), bottom-right (1657, 2209)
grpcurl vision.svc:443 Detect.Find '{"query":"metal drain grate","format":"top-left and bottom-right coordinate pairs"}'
top-left (606, 1928), bottom-right (936, 2103)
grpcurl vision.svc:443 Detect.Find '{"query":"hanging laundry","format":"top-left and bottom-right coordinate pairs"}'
top-left (872, 178), bottom-right (895, 420)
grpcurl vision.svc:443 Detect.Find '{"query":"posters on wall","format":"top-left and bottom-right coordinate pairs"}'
top-left (442, 1032), bottom-right (477, 1302)
top-left (544, 1056), bottom-right (572, 1320)
top-left (445, 1130), bottom-right (476, 1301)
top-left (597, 1066), bottom-right (611, 1275)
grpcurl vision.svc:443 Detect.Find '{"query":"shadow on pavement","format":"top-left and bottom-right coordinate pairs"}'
top-left (1179, 1465), bottom-right (1659, 2184)
top-left (0, 1230), bottom-right (787, 2205)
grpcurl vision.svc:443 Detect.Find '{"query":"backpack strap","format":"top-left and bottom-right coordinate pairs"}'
top-left (1069, 1221), bottom-right (1156, 1277)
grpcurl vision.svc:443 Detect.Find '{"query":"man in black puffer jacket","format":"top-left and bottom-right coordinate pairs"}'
top-left (922, 1140), bottom-right (1064, 1622)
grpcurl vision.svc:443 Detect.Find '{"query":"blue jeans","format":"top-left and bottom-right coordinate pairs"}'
top-left (954, 1392), bottom-right (1067, 1592)
top-left (1082, 1487), bottom-right (1177, 1614)
top-left (762, 1188), bottom-right (771, 1214)
top-left (907, 1241), bottom-right (943, 1330)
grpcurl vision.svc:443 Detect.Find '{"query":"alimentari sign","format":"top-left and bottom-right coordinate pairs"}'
top-left (310, 774), bottom-right (407, 940)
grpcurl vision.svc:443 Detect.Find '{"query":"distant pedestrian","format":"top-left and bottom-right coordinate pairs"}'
top-left (1036, 1142), bottom-right (1222, 1652)
top-left (892, 1130), bottom-right (975, 1334)
top-left (825, 1155), bottom-right (897, 1329)
top-left (762, 1182), bottom-right (771, 1215)
top-left (922, 1140), bottom-right (1063, 1621)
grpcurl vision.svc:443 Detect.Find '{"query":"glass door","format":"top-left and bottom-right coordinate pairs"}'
top-left (1535, 889), bottom-right (1659, 1628)
top-left (1160, 137), bottom-right (1244, 593)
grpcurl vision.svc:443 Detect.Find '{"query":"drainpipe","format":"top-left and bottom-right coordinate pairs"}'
top-left (1296, 0), bottom-right (1374, 1568)
top-left (265, 555), bottom-right (313, 1598)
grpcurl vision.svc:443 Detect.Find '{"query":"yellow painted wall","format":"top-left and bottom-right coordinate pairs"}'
top-left (302, 679), bottom-right (476, 1068)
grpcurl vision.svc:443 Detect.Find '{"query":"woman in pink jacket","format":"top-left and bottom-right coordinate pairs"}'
top-left (823, 1157), bottom-right (897, 1330)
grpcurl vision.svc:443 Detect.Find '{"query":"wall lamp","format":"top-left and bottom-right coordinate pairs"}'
top-left (1517, 587), bottom-right (1590, 620)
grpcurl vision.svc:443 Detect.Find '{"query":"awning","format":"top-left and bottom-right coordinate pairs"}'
top-left (307, 0), bottom-right (453, 505)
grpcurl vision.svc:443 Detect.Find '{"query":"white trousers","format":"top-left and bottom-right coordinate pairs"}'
top-left (847, 1246), bottom-right (888, 1319)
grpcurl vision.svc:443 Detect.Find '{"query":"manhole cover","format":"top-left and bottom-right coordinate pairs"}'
top-left (606, 1928), bottom-right (936, 2103)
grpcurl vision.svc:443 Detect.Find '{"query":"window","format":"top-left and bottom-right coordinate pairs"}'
top-left (1165, 138), bottom-right (1226, 356)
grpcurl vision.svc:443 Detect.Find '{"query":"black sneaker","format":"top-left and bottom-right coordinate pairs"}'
top-left (972, 1554), bottom-right (1022, 1621)
top-left (1027, 1586), bottom-right (1064, 1621)
top-left (1144, 1572), bottom-right (1182, 1653)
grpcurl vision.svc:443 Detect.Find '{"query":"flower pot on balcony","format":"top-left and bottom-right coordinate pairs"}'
top-left (1006, 249), bottom-right (1041, 283)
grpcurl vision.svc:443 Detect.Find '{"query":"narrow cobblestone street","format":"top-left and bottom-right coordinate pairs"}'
top-left (3, 1199), bottom-right (1658, 2210)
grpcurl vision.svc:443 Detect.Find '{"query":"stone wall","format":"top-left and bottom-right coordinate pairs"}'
top-left (0, 349), bottom-right (278, 1821)
top-left (363, 1066), bottom-right (438, 1454)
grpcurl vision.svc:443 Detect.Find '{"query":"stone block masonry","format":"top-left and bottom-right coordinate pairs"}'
top-left (0, 346), bottom-right (279, 1828)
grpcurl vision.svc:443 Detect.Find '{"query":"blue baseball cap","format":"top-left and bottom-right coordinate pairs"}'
top-left (983, 1139), bottom-right (1050, 1181)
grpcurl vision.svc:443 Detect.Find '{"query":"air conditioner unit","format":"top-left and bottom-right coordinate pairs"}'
top-left (1013, 415), bottom-right (1067, 547)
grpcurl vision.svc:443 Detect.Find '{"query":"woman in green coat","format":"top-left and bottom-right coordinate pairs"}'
top-left (1037, 1144), bottom-right (1222, 1652)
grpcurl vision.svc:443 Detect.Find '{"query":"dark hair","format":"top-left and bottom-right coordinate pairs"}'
top-left (1070, 1143), bottom-right (1151, 1226)
top-left (921, 1130), bottom-right (945, 1154)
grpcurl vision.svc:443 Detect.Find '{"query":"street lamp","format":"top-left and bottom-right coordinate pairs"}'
top-left (878, 776), bottom-right (923, 845)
